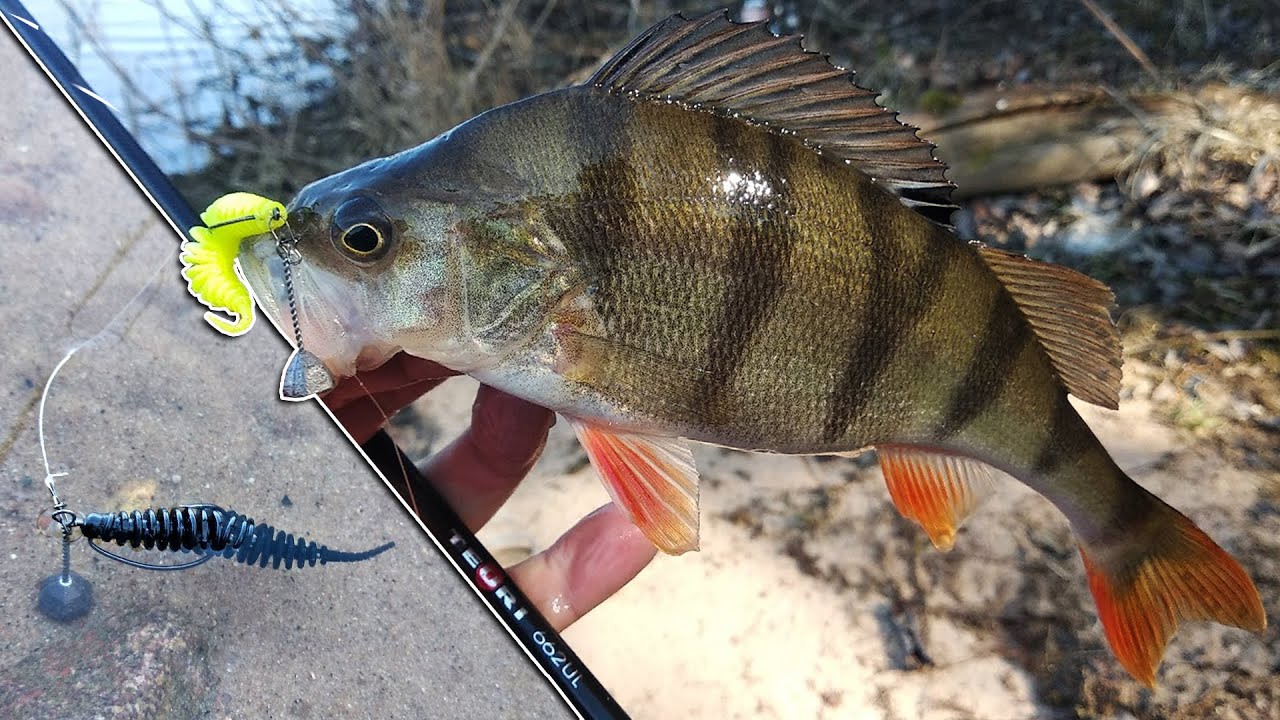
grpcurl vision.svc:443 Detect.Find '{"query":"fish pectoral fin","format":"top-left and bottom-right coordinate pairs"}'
top-left (553, 325), bottom-right (709, 419)
top-left (568, 418), bottom-right (699, 555)
top-left (876, 445), bottom-right (997, 551)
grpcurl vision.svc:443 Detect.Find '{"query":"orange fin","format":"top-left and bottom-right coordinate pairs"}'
top-left (877, 445), bottom-right (996, 551)
top-left (1079, 502), bottom-right (1266, 687)
top-left (975, 244), bottom-right (1122, 409)
top-left (568, 418), bottom-right (699, 555)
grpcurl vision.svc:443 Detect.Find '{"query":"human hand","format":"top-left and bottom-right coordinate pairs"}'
top-left (323, 353), bottom-right (657, 631)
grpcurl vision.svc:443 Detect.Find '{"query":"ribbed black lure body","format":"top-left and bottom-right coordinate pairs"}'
top-left (79, 505), bottom-right (393, 571)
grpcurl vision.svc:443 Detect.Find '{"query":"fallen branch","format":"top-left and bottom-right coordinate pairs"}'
top-left (904, 84), bottom-right (1280, 197)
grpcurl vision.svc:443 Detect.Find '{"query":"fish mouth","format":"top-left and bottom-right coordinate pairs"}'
top-left (238, 237), bottom-right (398, 380)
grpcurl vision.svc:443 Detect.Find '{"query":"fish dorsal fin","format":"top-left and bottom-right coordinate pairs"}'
top-left (976, 245), bottom-right (1122, 409)
top-left (588, 11), bottom-right (957, 228)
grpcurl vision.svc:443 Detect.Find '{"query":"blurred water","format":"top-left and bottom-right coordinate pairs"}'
top-left (37, 0), bottom-right (343, 173)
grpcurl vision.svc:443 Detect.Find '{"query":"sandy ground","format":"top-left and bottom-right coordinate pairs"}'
top-left (0, 31), bottom-right (568, 720)
top-left (398, 378), bottom-right (1278, 720)
top-left (4, 12), bottom-right (1278, 720)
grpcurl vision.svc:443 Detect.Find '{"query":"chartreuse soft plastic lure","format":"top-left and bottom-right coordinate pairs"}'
top-left (179, 192), bottom-right (286, 336)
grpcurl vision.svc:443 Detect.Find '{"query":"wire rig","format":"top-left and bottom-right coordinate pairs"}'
top-left (36, 506), bottom-right (93, 622)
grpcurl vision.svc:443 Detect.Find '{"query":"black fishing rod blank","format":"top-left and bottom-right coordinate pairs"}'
top-left (1, 3), bottom-right (628, 718)
top-left (363, 431), bottom-right (631, 720)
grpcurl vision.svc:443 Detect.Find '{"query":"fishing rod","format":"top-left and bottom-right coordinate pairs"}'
top-left (0, 4), bottom-right (628, 719)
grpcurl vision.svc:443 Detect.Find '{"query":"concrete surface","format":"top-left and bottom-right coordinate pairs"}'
top-left (0, 28), bottom-right (571, 720)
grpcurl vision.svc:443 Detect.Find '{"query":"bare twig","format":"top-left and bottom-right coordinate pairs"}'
top-left (1078, 0), bottom-right (1160, 81)
top-left (459, 0), bottom-right (524, 109)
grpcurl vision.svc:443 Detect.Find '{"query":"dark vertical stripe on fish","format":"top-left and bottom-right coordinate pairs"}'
top-left (548, 106), bottom-right (642, 335)
top-left (694, 121), bottom-right (797, 424)
top-left (1031, 390), bottom-right (1098, 477)
top-left (822, 206), bottom-right (948, 443)
top-left (934, 292), bottom-right (1033, 438)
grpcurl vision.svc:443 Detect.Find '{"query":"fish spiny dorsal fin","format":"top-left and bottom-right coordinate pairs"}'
top-left (976, 245), bottom-right (1122, 409)
top-left (588, 10), bottom-right (957, 228)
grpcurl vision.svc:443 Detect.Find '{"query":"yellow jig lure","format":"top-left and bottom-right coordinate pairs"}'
top-left (179, 192), bottom-right (286, 336)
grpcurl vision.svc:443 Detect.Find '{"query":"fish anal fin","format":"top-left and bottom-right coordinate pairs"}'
top-left (568, 418), bottom-right (699, 555)
top-left (976, 244), bottom-right (1122, 409)
top-left (588, 10), bottom-right (956, 228)
top-left (877, 445), bottom-right (996, 551)
top-left (1079, 502), bottom-right (1266, 686)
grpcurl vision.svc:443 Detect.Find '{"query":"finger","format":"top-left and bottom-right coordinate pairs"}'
top-left (421, 385), bottom-right (555, 530)
top-left (327, 378), bottom-right (442, 444)
top-left (508, 503), bottom-right (656, 632)
top-left (324, 355), bottom-right (456, 408)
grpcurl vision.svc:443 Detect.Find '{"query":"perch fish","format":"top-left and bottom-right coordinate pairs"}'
top-left (236, 12), bottom-right (1265, 685)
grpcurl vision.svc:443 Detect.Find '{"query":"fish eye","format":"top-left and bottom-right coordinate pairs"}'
top-left (330, 197), bottom-right (393, 263)
top-left (342, 223), bottom-right (382, 254)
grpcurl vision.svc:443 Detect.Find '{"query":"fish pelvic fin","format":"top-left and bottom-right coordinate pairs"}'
top-left (976, 244), bottom-right (1122, 409)
top-left (567, 418), bottom-right (700, 555)
top-left (877, 445), bottom-right (997, 551)
top-left (1078, 497), bottom-right (1266, 687)
top-left (588, 10), bottom-right (956, 228)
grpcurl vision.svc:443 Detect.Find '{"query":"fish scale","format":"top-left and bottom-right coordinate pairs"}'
top-left (235, 11), bottom-right (1265, 686)
top-left (536, 95), bottom-right (1014, 452)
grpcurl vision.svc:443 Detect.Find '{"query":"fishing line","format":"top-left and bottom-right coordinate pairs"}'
top-left (34, 244), bottom-right (170, 620)
top-left (350, 373), bottom-right (421, 518)
top-left (38, 245), bottom-right (171, 511)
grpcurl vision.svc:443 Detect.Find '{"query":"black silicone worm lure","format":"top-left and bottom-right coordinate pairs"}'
top-left (77, 505), bottom-right (394, 571)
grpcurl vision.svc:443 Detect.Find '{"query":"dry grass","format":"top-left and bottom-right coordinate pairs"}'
top-left (68, 0), bottom-right (1277, 209)
top-left (158, 0), bottom-right (696, 204)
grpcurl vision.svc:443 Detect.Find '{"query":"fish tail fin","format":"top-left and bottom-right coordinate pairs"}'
top-left (1077, 494), bottom-right (1265, 686)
